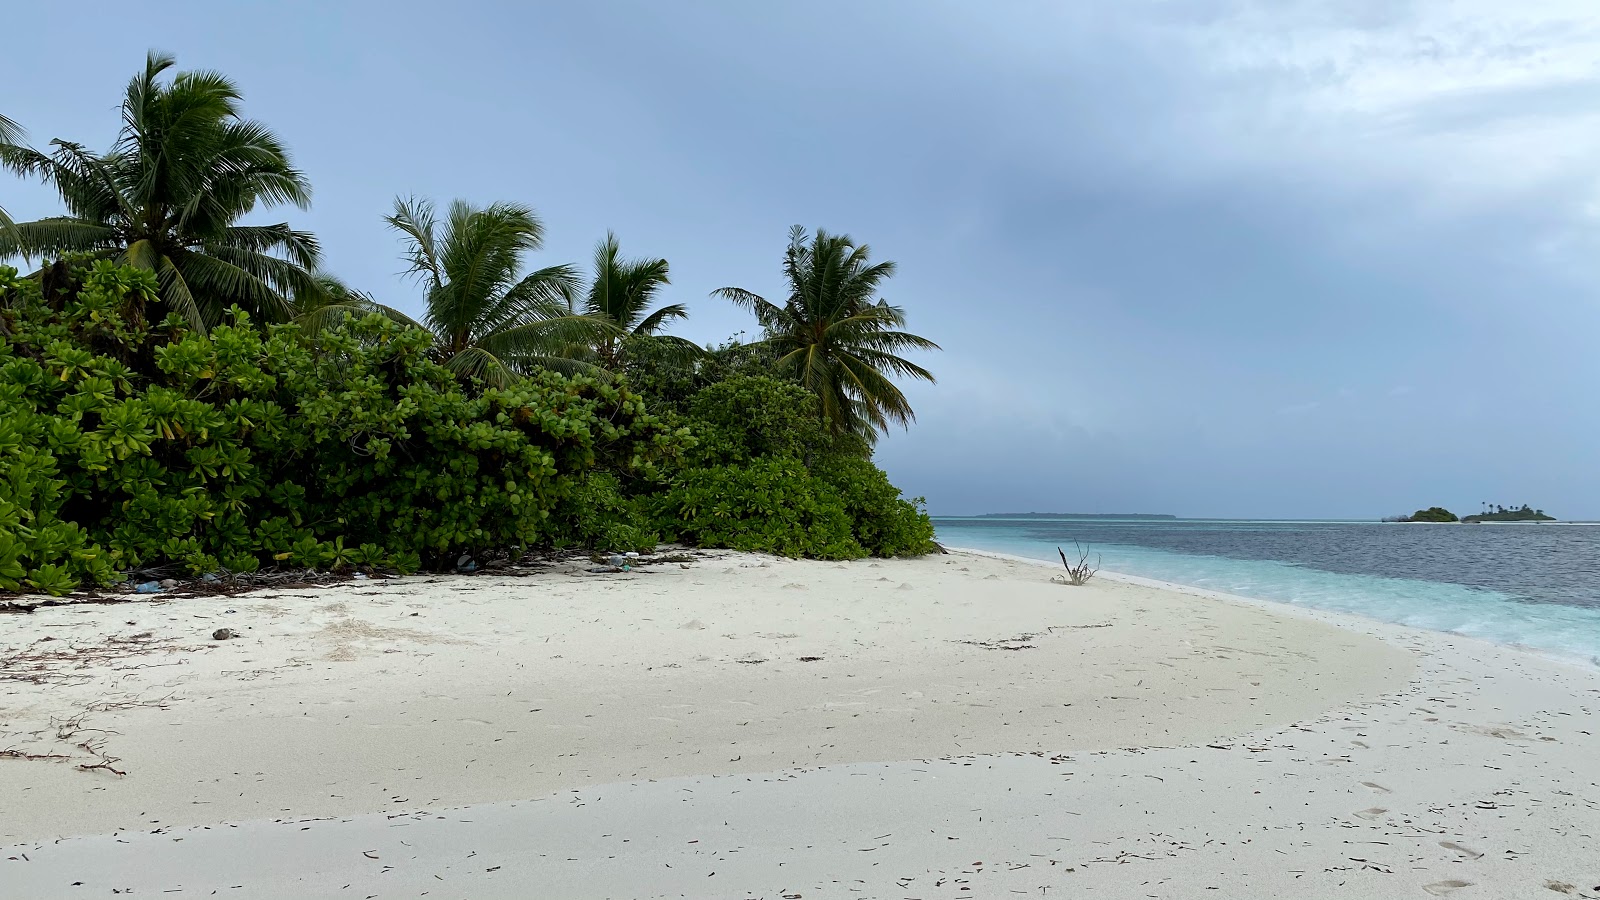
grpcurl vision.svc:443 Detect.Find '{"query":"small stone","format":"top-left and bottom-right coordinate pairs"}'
top-left (212, 628), bottom-right (235, 641)
top-left (159, 578), bottom-right (178, 589)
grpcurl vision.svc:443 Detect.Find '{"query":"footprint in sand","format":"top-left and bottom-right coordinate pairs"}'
top-left (1353, 807), bottom-right (1389, 820)
top-left (1544, 882), bottom-right (1577, 894)
top-left (1360, 781), bottom-right (1392, 793)
top-left (897, 583), bottom-right (914, 590)
top-left (1439, 841), bottom-right (1484, 860)
top-left (782, 583), bottom-right (807, 590)
top-left (1423, 881), bottom-right (1473, 896)
top-left (1351, 740), bottom-right (1370, 749)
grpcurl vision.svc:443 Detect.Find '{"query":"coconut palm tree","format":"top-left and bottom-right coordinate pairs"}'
top-left (578, 231), bottom-right (700, 370)
top-left (713, 225), bottom-right (939, 440)
top-left (0, 52), bottom-right (317, 329)
top-left (292, 270), bottom-right (421, 333)
top-left (0, 113), bottom-right (24, 248)
top-left (383, 196), bottom-right (614, 386)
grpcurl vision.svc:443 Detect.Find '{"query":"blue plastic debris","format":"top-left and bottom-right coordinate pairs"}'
top-left (134, 581), bottom-right (163, 594)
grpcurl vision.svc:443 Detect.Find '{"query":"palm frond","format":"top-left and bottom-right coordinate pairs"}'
top-left (584, 231), bottom-right (673, 330)
top-left (712, 286), bottom-right (788, 330)
top-left (1, 217), bottom-right (118, 259)
top-left (490, 263), bottom-right (580, 332)
top-left (218, 224), bottom-right (320, 270)
top-left (632, 302), bottom-right (689, 335)
top-left (175, 250), bottom-right (291, 323)
top-left (441, 345), bottom-right (515, 388)
top-left (155, 254), bottom-right (207, 331)
top-left (385, 196), bottom-right (444, 290)
top-left (199, 243), bottom-right (314, 316)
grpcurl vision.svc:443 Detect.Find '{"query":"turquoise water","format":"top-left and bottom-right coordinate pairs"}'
top-left (933, 517), bottom-right (1600, 666)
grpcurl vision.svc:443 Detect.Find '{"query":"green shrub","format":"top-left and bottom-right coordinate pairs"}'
top-left (648, 374), bottom-right (934, 558)
top-left (656, 457), bottom-right (864, 559)
top-left (551, 471), bottom-right (660, 553)
top-left (684, 375), bottom-right (839, 465)
top-left (818, 455), bottom-right (937, 557)
top-left (0, 262), bottom-right (680, 593)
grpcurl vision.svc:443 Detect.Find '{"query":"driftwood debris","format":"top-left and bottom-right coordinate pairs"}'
top-left (1056, 543), bottom-right (1100, 586)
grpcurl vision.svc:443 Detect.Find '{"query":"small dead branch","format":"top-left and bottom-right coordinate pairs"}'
top-left (0, 748), bottom-right (72, 762)
top-left (957, 634), bottom-right (1039, 651)
top-left (1, 634), bottom-right (209, 685)
top-left (1055, 543), bottom-right (1100, 586)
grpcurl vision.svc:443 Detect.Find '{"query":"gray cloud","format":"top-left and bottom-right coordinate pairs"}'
top-left (3, 0), bottom-right (1596, 518)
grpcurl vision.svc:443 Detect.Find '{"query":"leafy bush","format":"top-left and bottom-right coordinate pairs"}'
top-left (649, 374), bottom-right (935, 559)
top-left (550, 471), bottom-right (660, 553)
top-left (0, 262), bottom-right (680, 593)
top-left (656, 457), bottom-right (865, 559)
top-left (818, 455), bottom-right (936, 557)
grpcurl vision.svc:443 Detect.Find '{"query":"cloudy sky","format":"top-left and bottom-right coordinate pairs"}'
top-left (5, 1), bottom-right (1598, 518)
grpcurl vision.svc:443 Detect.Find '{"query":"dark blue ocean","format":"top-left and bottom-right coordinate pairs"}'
top-left (932, 517), bottom-right (1600, 665)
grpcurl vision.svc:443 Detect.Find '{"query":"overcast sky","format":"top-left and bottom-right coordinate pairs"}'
top-left (5, 1), bottom-right (1598, 518)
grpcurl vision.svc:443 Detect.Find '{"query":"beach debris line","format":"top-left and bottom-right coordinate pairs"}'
top-left (1054, 543), bottom-right (1100, 586)
top-left (955, 623), bottom-right (1114, 652)
top-left (956, 634), bottom-right (1038, 651)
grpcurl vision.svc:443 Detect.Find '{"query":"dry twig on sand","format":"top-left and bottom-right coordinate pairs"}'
top-left (1056, 543), bottom-right (1101, 586)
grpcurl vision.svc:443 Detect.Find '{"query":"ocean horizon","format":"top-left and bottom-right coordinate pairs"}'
top-left (933, 515), bottom-right (1600, 667)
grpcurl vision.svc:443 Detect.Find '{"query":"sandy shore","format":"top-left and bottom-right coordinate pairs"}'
top-left (2, 550), bottom-right (1596, 898)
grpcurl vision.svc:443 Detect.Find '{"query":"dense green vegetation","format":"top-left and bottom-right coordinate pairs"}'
top-left (715, 226), bottom-right (939, 441)
top-left (0, 54), bottom-right (319, 328)
top-left (0, 55), bottom-right (939, 595)
top-left (1463, 504), bottom-right (1553, 523)
top-left (1402, 507), bottom-right (1459, 523)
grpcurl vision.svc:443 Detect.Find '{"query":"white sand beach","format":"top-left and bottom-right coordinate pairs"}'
top-left (2, 550), bottom-right (1597, 899)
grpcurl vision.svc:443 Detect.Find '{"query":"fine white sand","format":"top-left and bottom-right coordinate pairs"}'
top-left (1, 550), bottom-right (1596, 898)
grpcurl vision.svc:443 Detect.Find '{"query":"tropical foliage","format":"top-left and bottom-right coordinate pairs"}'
top-left (714, 226), bottom-right (939, 440)
top-left (0, 113), bottom-right (23, 246)
top-left (0, 55), bottom-right (942, 596)
top-left (380, 196), bottom-right (612, 385)
top-left (652, 375), bottom-right (935, 558)
top-left (0, 261), bottom-right (678, 592)
top-left (577, 232), bottom-right (699, 370)
top-left (0, 53), bottom-right (318, 330)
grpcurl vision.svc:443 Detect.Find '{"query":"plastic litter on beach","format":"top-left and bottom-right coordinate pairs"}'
top-left (133, 582), bottom-right (163, 594)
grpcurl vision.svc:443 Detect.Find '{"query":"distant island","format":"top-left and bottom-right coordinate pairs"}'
top-left (1383, 503), bottom-right (1555, 524)
top-left (1384, 507), bottom-right (1459, 523)
top-left (975, 513), bottom-right (1178, 520)
top-left (1462, 504), bottom-right (1555, 524)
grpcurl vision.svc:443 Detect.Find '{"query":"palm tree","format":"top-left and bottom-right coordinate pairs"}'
top-left (578, 232), bottom-right (700, 370)
top-left (382, 196), bottom-right (613, 386)
top-left (292, 270), bottom-right (421, 333)
top-left (0, 52), bottom-right (317, 329)
top-left (713, 225), bottom-right (939, 440)
top-left (0, 113), bottom-right (24, 250)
